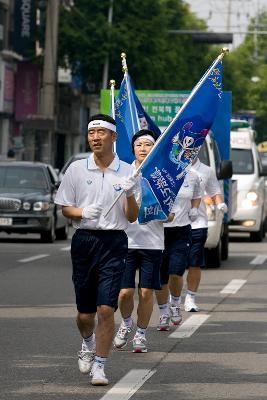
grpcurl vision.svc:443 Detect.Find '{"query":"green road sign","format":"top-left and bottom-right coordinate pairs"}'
top-left (100, 90), bottom-right (190, 128)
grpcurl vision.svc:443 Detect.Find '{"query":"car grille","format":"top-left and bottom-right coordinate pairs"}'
top-left (0, 197), bottom-right (21, 211)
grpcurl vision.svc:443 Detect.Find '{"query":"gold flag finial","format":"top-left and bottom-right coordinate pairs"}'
top-left (110, 79), bottom-right (116, 88)
top-left (221, 47), bottom-right (229, 56)
top-left (121, 52), bottom-right (128, 72)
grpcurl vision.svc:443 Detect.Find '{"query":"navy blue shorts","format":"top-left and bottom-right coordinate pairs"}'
top-left (121, 249), bottom-right (162, 290)
top-left (160, 225), bottom-right (192, 285)
top-left (188, 228), bottom-right (208, 267)
top-left (71, 229), bottom-right (128, 314)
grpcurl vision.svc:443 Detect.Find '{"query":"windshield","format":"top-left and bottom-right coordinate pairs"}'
top-left (0, 166), bottom-right (48, 190)
top-left (230, 148), bottom-right (254, 174)
top-left (198, 141), bottom-right (210, 166)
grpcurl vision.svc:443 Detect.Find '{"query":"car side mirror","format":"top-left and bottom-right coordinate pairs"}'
top-left (259, 165), bottom-right (267, 177)
top-left (217, 160), bottom-right (233, 180)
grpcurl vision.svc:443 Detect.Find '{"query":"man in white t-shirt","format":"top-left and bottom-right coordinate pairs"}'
top-left (114, 129), bottom-right (173, 353)
top-left (55, 114), bottom-right (139, 386)
top-left (184, 157), bottom-right (227, 312)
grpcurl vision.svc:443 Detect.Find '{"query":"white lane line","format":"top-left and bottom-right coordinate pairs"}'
top-left (100, 369), bottom-right (156, 400)
top-left (250, 255), bottom-right (267, 265)
top-left (60, 246), bottom-right (71, 251)
top-left (220, 279), bottom-right (246, 294)
top-left (230, 252), bottom-right (258, 258)
top-left (18, 254), bottom-right (49, 263)
top-left (169, 314), bottom-right (210, 339)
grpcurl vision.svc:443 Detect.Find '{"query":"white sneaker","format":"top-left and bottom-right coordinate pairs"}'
top-left (184, 295), bottom-right (199, 312)
top-left (90, 362), bottom-right (109, 386)
top-left (157, 314), bottom-right (170, 331)
top-left (170, 305), bottom-right (182, 325)
top-left (114, 321), bottom-right (134, 349)
top-left (77, 345), bottom-right (95, 374)
top-left (132, 335), bottom-right (147, 353)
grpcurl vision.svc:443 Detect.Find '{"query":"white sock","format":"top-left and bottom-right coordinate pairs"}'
top-left (82, 333), bottom-right (95, 351)
top-left (187, 290), bottom-right (196, 298)
top-left (158, 303), bottom-right (169, 317)
top-left (122, 316), bottom-right (133, 328)
top-left (135, 327), bottom-right (146, 337)
top-left (170, 295), bottom-right (181, 306)
top-left (94, 355), bottom-right (106, 368)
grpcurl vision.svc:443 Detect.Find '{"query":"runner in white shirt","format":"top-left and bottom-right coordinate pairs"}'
top-left (184, 157), bottom-right (227, 312)
top-left (55, 114), bottom-right (139, 386)
top-left (155, 169), bottom-right (202, 331)
top-left (114, 129), bottom-right (173, 353)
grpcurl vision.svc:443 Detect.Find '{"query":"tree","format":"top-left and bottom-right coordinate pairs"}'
top-left (220, 11), bottom-right (267, 141)
top-left (58, 0), bottom-right (211, 92)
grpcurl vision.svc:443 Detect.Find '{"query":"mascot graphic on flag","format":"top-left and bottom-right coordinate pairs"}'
top-left (169, 121), bottom-right (208, 180)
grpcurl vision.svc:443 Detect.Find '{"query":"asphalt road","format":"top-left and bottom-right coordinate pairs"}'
top-left (0, 230), bottom-right (267, 400)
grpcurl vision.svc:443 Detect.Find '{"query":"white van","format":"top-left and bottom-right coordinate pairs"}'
top-left (198, 134), bottom-right (233, 267)
top-left (229, 121), bottom-right (266, 241)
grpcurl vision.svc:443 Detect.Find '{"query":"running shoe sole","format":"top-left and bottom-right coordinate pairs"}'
top-left (132, 348), bottom-right (148, 353)
top-left (157, 325), bottom-right (170, 331)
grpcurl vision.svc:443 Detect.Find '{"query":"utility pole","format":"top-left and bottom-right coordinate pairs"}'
top-left (40, 0), bottom-right (60, 164)
top-left (102, 0), bottom-right (113, 89)
top-left (226, 0), bottom-right (232, 32)
top-left (253, 0), bottom-right (259, 60)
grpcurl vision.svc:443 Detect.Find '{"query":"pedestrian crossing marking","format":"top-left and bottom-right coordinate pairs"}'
top-left (99, 369), bottom-right (156, 400)
top-left (220, 279), bottom-right (246, 294)
top-left (18, 254), bottom-right (49, 263)
top-left (250, 255), bottom-right (267, 265)
top-left (169, 314), bottom-right (210, 338)
top-left (60, 246), bottom-right (71, 251)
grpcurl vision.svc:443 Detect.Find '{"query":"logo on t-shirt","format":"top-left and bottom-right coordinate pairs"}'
top-left (113, 184), bottom-right (122, 191)
top-left (86, 180), bottom-right (92, 185)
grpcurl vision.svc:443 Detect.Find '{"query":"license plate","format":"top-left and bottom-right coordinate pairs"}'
top-left (0, 218), bottom-right (12, 226)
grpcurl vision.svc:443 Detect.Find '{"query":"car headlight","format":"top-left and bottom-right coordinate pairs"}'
top-left (241, 191), bottom-right (258, 208)
top-left (246, 191), bottom-right (258, 202)
top-left (22, 201), bottom-right (31, 211)
top-left (33, 201), bottom-right (50, 211)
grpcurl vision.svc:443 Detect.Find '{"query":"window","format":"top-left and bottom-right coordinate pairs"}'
top-left (198, 141), bottom-right (210, 166)
top-left (0, 167), bottom-right (49, 189)
top-left (230, 149), bottom-right (254, 174)
top-left (212, 139), bottom-right (221, 174)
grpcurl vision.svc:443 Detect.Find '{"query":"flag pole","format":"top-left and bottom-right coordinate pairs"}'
top-left (104, 47), bottom-right (229, 219)
top-left (135, 47), bottom-right (229, 176)
top-left (110, 79), bottom-right (116, 153)
top-left (121, 52), bottom-right (140, 132)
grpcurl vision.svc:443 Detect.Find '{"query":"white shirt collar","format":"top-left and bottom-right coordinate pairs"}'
top-left (193, 158), bottom-right (201, 169)
top-left (87, 153), bottom-right (120, 171)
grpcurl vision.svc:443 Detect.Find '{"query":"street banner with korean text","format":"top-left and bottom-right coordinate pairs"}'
top-left (138, 61), bottom-right (223, 223)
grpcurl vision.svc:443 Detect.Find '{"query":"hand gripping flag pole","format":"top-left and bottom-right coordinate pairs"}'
top-left (104, 47), bottom-right (229, 219)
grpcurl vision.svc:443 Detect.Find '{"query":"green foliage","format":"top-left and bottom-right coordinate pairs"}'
top-left (222, 11), bottom-right (267, 141)
top-left (58, 0), bottom-right (210, 92)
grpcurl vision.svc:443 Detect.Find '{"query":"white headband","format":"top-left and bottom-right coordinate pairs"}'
top-left (135, 134), bottom-right (155, 144)
top-left (88, 120), bottom-right (116, 132)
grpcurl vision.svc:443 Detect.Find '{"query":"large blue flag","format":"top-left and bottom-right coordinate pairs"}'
top-left (114, 75), bottom-right (161, 163)
top-left (138, 61), bottom-right (223, 223)
top-left (114, 76), bottom-right (140, 163)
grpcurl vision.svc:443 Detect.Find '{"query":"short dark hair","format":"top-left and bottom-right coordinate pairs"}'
top-left (131, 129), bottom-right (158, 154)
top-left (88, 114), bottom-right (116, 126)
